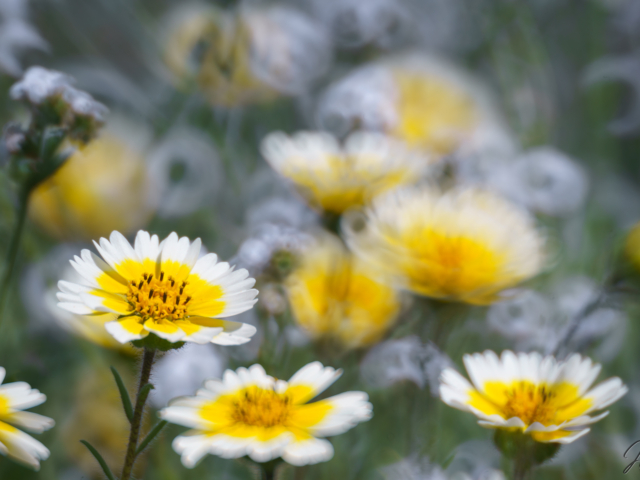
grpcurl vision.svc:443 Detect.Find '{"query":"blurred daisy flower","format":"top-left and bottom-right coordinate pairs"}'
top-left (29, 118), bottom-right (155, 241)
top-left (0, 368), bottom-right (54, 470)
top-left (381, 454), bottom-right (505, 480)
top-left (57, 230), bottom-right (258, 346)
top-left (163, 4), bottom-right (330, 107)
top-left (316, 54), bottom-right (507, 158)
top-left (285, 233), bottom-right (401, 349)
top-left (159, 361), bottom-right (372, 467)
top-left (345, 187), bottom-right (545, 305)
top-left (439, 350), bottom-right (627, 443)
top-left (261, 131), bottom-right (429, 214)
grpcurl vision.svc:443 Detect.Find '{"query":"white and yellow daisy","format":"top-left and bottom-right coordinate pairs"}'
top-left (261, 131), bottom-right (428, 214)
top-left (317, 54), bottom-right (510, 158)
top-left (439, 350), bottom-right (627, 443)
top-left (160, 361), bottom-right (372, 467)
top-left (0, 368), bottom-right (54, 470)
top-left (344, 186), bottom-right (545, 305)
top-left (285, 234), bottom-right (401, 349)
top-left (57, 230), bottom-right (258, 345)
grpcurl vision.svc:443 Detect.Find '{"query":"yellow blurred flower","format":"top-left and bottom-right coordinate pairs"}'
top-left (345, 187), bottom-right (545, 305)
top-left (625, 221), bottom-right (640, 271)
top-left (318, 54), bottom-right (508, 158)
top-left (29, 123), bottom-right (155, 241)
top-left (163, 5), bottom-right (330, 107)
top-left (62, 367), bottom-right (141, 478)
top-left (285, 234), bottom-right (401, 348)
top-left (261, 131), bottom-right (428, 214)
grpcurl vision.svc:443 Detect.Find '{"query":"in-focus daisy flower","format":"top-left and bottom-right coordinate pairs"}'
top-left (0, 368), bottom-right (54, 470)
top-left (57, 230), bottom-right (258, 346)
top-left (30, 119), bottom-right (155, 241)
top-left (439, 350), bottom-right (628, 443)
top-left (285, 234), bottom-right (401, 349)
top-left (159, 361), bottom-right (372, 467)
top-left (345, 186), bottom-right (545, 305)
top-left (261, 131), bottom-right (428, 214)
top-left (317, 54), bottom-right (508, 158)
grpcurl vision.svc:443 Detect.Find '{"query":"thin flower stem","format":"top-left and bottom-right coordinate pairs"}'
top-left (0, 186), bottom-right (31, 332)
top-left (121, 348), bottom-right (156, 480)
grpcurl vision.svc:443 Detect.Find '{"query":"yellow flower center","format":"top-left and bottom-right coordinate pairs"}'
top-left (0, 395), bottom-right (8, 416)
top-left (502, 382), bottom-right (556, 426)
top-left (126, 271), bottom-right (192, 322)
top-left (230, 387), bottom-right (292, 428)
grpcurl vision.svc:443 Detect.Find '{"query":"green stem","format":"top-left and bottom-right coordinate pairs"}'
top-left (0, 185), bottom-right (31, 331)
top-left (120, 348), bottom-right (156, 480)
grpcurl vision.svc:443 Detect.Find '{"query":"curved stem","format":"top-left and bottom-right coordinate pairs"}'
top-left (121, 348), bottom-right (156, 480)
top-left (0, 185), bottom-right (31, 332)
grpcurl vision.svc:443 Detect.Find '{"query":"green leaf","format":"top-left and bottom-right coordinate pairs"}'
top-left (136, 383), bottom-right (155, 410)
top-left (80, 440), bottom-right (116, 480)
top-left (111, 366), bottom-right (134, 423)
top-left (135, 420), bottom-right (168, 456)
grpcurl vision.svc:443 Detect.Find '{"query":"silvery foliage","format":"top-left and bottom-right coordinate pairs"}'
top-left (246, 6), bottom-right (332, 95)
top-left (360, 336), bottom-right (454, 395)
top-left (308, 0), bottom-right (411, 49)
top-left (150, 343), bottom-right (227, 409)
top-left (147, 127), bottom-right (222, 218)
top-left (0, 0), bottom-right (48, 76)
top-left (488, 277), bottom-right (626, 361)
top-left (380, 452), bottom-right (505, 480)
top-left (10, 66), bottom-right (109, 122)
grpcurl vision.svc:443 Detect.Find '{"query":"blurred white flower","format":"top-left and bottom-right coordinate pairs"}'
top-left (0, 0), bottom-right (48, 76)
top-left (487, 147), bottom-right (589, 217)
top-left (360, 337), bottom-right (453, 394)
top-left (150, 344), bottom-right (227, 409)
top-left (308, 0), bottom-right (410, 49)
top-left (147, 127), bottom-right (222, 218)
top-left (234, 223), bottom-right (314, 275)
top-left (245, 195), bottom-right (318, 230)
top-left (488, 277), bottom-right (626, 361)
top-left (315, 64), bottom-right (398, 136)
top-left (245, 6), bottom-right (332, 95)
top-left (381, 456), bottom-right (447, 480)
top-left (584, 55), bottom-right (640, 136)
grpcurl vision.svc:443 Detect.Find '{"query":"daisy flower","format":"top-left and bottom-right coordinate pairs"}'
top-left (159, 361), bottom-right (372, 467)
top-left (285, 233), bottom-right (401, 349)
top-left (57, 230), bottom-right (258, 345)
top-left (344, 186), bottom-right (545, 305)
top-left (439, 350), bottom-right (628, 443)
top-left (0, 368), bottom-right (54, 470)
top-left (261, 131), bottom-right (428, 214)
top-left (317, 54), bottom-right (510, 158)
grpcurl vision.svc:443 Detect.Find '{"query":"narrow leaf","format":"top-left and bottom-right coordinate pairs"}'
top-left (135, 420), bottom-right (168, 456)
top-left (136, 383), bottom-right (155, 410)
top-left (80, 440), bottom-right (116, 480)
top-left (111, 366), bottom-right (134, 423)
